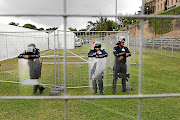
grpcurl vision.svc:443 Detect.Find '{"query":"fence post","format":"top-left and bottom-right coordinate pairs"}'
top-left (48, 33), bottom-right (49, 50)
top-left (152, 37), bottom-right (154, 53)
top-left (5, 35), bottom-right (8, 59)
top-left (83, 32), bottom-right (86, 53)
top-left (172, 38), bottom-right (174, 57)
top-left (57, 30), bottom-right (60, 87)
top-left (23, 33), bottom-right (25, 51)
top-left (110, 35), bottom-right (112, 67)
top-left (54, 32), bottom-right (57, 87)
top-left (127, 31), bottom-right (130, 48)
top-left (161, 37), bottom-right (162, 55)
top-left (134, 38), bottom-right (136, 63)
top-left (131, 37), bottom-right (139, 65)
top-left (105, 32), bottom-right (107, 50)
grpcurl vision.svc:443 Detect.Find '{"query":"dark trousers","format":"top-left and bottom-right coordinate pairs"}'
top-left (113, 64), bottom-right (127, 92)
top-left (92, 79), bottom-right (103, 93)
top-left (31, 77), bottom-right (44, 94)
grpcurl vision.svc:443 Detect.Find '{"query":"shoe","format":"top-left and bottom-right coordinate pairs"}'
top-left (40, 87), bottom-right (45, 94)
top-left (112, 91), bottom-right (116, 94)
top-left (100, 92), bottom-right (104, 95)
top-left (122, 90), bottom-right (129, 93)
top-left (33, 85), bottom-right (38, 95)
top-left (93, 91), bottom-right (97, 94)
top-left (33, 90), bottom-right (37, 95)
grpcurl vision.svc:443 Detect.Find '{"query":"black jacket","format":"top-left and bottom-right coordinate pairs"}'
top-left (88, 49), bottom-right (108, 58)
top-left (113, 46), bottom-right (131, 64)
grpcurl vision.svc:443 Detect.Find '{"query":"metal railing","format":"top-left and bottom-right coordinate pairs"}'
top-left (130, 36), bottom-right (180, 58)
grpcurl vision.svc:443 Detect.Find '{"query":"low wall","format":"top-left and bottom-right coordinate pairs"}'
top-left (126, 19), bottom-right (180, 38)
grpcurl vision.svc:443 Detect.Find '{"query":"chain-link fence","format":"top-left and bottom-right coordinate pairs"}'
top-left (0, 0), bottom-right (180, 120)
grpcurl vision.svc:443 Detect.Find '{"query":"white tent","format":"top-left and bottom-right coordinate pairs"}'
top-left (49, 24), bottom-right (75, 49)
top-left (0, 23), bottom-right (48, 61)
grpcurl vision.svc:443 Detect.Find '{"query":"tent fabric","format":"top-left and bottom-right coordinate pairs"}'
top-left (0, 23), bottom-right (48, 61)
top-left (0, 23), bottom-right (75, 61)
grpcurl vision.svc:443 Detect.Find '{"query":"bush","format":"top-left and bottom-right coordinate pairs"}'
top-left (150, 6), bottom-right (180, 34)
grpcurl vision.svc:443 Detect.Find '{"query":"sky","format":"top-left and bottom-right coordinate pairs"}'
top-left (0, 0), bottom-right (142, 30)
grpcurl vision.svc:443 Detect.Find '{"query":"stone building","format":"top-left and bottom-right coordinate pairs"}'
top-left (145, 0), bottom-right (180, 14)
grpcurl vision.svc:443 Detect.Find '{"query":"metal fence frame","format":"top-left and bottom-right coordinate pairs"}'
top-left (146, 36), bottom-right (180, 58)
top-left (0, 0), bottom-right (180, 120)
top-left (129, 36), bottom-right (180, 63)
top-left (0, 31), bottom-right (49, 61)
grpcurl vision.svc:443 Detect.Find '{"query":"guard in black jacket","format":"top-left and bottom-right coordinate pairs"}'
top-left (18, 44), bottom-right (45, 95)
top-left (88, 42), bottom-right (108, 95)
top-left (112, 36), bottom-right (131, 94)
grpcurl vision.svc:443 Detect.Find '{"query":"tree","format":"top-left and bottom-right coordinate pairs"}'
top-left (39, 28), bottom-right (44, 31)
top-left (106, 20), bottom-right (113, 31)
top-left (72, 17), bottom-right (120, 32)
top-left (68, 27), bottom-right (77, 31)
top-left (106, 20), bottom-right (120, 31)
top-left (79, 28), bottom-right (87, 31)
top-left (144, 3), bottom-right (154, 14)
top-left (23, 23), bottom-right (37, 29)
top-left (46, 27), bottom-right (58, 33)
top-left (123, 18), bottom-right (130, 25)
top-left (51, 27), bottom-right (58, 30)
top-left (123, 18), bottom-right (138, 26)
top-left (9, 22), bottom-right (19, 26)
top-left (96, 17), bottom-right (108, 31)
top-left (86, 21), bottom-right (96, 31)
top-left (112, 21), bottom-right (120, 31)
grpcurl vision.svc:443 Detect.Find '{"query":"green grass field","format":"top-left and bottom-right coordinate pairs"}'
top-left (0, 44), bottom-right (180, 120)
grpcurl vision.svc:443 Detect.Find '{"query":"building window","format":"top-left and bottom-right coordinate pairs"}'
top-left (172, 0), bottom-right (173, 5)
top-left (158, 5), bottom-right (159, 11)
top-left (158, 0), bottom-right (159, 3)
top-left (161, 4), bottom-right (162, 9)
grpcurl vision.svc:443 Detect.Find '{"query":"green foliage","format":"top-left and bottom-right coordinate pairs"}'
top-left (106, 20), bottom-right (113, 31)
top-left (46, 27), bottom-right (58, 33)
top-left (46, 27), bottom-right (58, 31)
top-left (85, 17), bottom-right (119, 31)
top-left (144, 3), bottom-right (154, 14)
top-left (86, 21), bottom-right (96, 31)
top-left (123, 18), bottom-right (130, 25)
top-left (23, 23), bottom-right (37, 29)
top-left (79, 28), bottom-right (87, 31)
top-left (123, 18), bottom-right (138, 26)
top-left (96, 17), bottom-right (108, 31)
top-left (8, 22), bottom-right (19, 26)
top-left (68, 27), bottom-right (77, 31)
top-left (160, 5), bottom-right (180, 15)
top-left (9, 22), bottom-right (57, 32)
top-left (150, 6), bottom-right (180, 34)
top-left (151, 18), bottom-right (173, 34)
top-left (39, 28), bottom-right (44, 31)
top-left (112, 21), bottom-right (120, 31)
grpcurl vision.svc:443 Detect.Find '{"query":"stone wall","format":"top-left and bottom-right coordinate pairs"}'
top-left (126, 19), bottom-right (180, 38)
